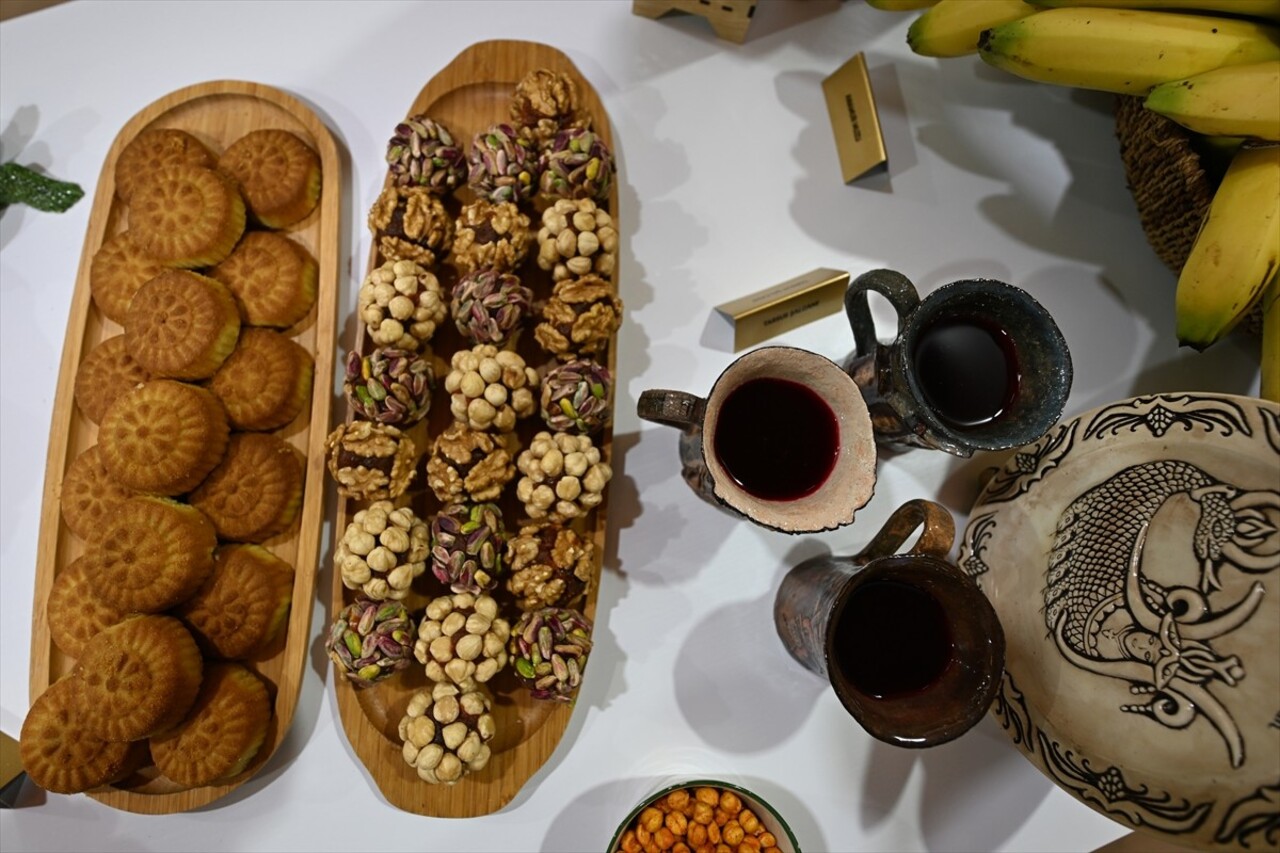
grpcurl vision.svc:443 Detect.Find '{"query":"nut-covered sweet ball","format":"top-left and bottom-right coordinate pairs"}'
top-left (386, 114), bottom-right (466, 193)
top-left (540, 358), bottom-right (612, 435)
top-left (506, 522), bottom-right (595, 612)
top-left (324, 421), bottom-right (417, 501)
top-left (537, 127), bottom-right (614, 203)
top-left (430, 502), bottom-right (508, 595)
top-left (515, 431), bottom-right (613, 521)
top-left (535, 198), bottom-right (617, 283)
top-left (533, 274), bottom-right (623, 361)
top-left (414, 591), bottom-right (511, 685)
top-left (326, 598), bottom-right (416, 687)
top-left (344, 347), bottom-right (434, 427)
top-left (509, 68), bottom-right (587, 149)
top-left (337, 500), bottom-right (430, 601)
top-left (467, 124), bottom-right (537, 205)
top-left (452, 199), bottom-right (532, 275)
top-left (357, 258), bottom-right (447, 351)
top-left (367, 185), bottom-right (454, 267)
top-left (398, 680), bottom-right (496, 785)
top-left (510, 606), bottom-right (593, 702)
top-left (450, 268), bottom-right (533, 347)
top-left (425, 421), bottom-right (518, 504)
top-left (443, 344), bottom-right (539, 432)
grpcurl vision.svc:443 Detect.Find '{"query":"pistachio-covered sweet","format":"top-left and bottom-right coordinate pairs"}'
top-left (344, 347), bottom-right (434, 426)
top-left (533, 274), bottom-right (623, 360)
top-left (467, 124), bottom-right (537, 205)
top-left (326, 598), bottom-right (416, 686)
top-left (515, 430), bottom-right (613, 521)
top-left (367, 185), bottom-right (454, 267)
top-left (430, 502), bottom-right (507, 594)
top-left (357, 258), bottom-right (447, 351)
top-left (540, 358), bottom-right (612, 435)
top-left (535, 197), bottom-right (618, 283)
top-left (398, 680), bottom-right (496, 785)
top-left (413, 592), bottom-right (511, 685)
top-left (386, 115), bottom-right (466, 193)
top-left (443, 344), bottom-right (539, 432)
top-left (452, 199), bottom-right (532, 275)
top-left (425, 421), bottom-right (518, 504)
top-left (509, 68), bottom-right (587, 149)
top-left (506, 522), bottom-right (595, 612)
top-left (337, 500), bottom-right (430, 601)
top-left (324, 421), bottom-right (417, 501)
top-left (510, 606), bottom-right (593, 702)
top-left (450, 268), bottom-right (533, 347)
top-left (538, 127), bottom-right (614, 203)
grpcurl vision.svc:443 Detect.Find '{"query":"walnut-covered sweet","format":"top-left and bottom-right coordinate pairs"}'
top-left (452, 199), bottom-right (532, 275)
top-left (540, 358), bottom-right (612, 435)
top-left (413, 591), bottom-right (511, 685)
top-left (533, 275), bottom-right (623, 360)
top-left (450, 268), bottom-right (533, 347)
top-left (430, 502), bottom-right (507, 594)
top-left (535, 198), bottom-right (617, 283)
top-left (336, 500), bottom-right (430, 601)
top-left (398, 680), bottom-right (496, 785)
top-left (357, 258), bottom-right (447, 351)
top-left (509, 68), bottom-right (587, 149)
top-left (344, 347), bottom-right (434, 426)
top-left (515, 431), bottom-right (613, 521)
top-left (368, 185), bottom-right (454, 267)
top-left (325, 421), bottom-right (417, 501)
top-left (386, 115), bottom-right (466, 193)
top-left (467, 124), bottom-right (537, 205)
top-left (443, 344), bottom-right (539, 432)
top-left (326, 598), bottom-right (416, 687)
top-left (537, 127), bottom-right (614, 203)
top-left (425, 421), bottom-right (518, 504)
top-left (506, 522), bottom-right (595, 612)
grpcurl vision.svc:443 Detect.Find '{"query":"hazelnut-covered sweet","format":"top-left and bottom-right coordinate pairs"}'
top-left (533, 275), bottom-right (623, 361)
top-left (368, 185), bottom-right (454, 267)
top-left (443, 344), bottom-right (539, 432)
top-left (344, 347), bottom-right (434, 426)
top-left (326, 598), bottom-right (416, 687)
top-left (398, 680), bottom-right (496, 785)
top-left (538, 127), bottom-right (614, 203)
top-left (357, 258), bottom-right (447, 351)
top-left (430, 502), bottom-right (507, 594)
top-left (413, 592), bottom-right (511, 685)
top-left (467, 124), bottom-right (537, 205)
top-left (386, 114), bottom-right (466, 193)
top-left (425, 421), bottom-right (518, 504)
top-left (540, 358), bottom-right (612, 435)
top-left (535, 198), bottom-right (618, 283)
top-left (452, 199), bottom-right (532, 275)
top-left (337, 500), bottom-right (430, 601)
top-left (450, 268), bottom-right (533, 347)
top-left (509, 68), bottom-right (587, 149)
top-left (506, 522), bottom-right (595, 612)
top-left (515, 430), bottom-right (613, 521)
top-left (510, 606), bottom-right (593, 702)
top-left (324, 421), bottom-right (417, 501)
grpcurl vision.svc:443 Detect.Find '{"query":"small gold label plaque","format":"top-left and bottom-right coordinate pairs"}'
top-left (822, 52), bottom-right (887, 183)
top-left (714, 268), bottom-right (850, 351)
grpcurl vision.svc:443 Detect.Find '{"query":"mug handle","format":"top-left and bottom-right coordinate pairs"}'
top-left (851, 499), bottom-right (955, 563)
top-left (637, 390), bottom-right (706, 431)
top-left (845, 268), bottom-right (921, 359)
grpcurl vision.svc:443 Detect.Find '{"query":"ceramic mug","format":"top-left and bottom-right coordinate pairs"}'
top-left (636, 345), bottom-right (877, 534)
top-left (843, 268), bottom-right (1072, 456)
top-left (774, 499), bottom-right (1005, 748)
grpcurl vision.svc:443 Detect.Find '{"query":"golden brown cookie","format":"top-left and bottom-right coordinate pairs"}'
top-left (189, 433), bottom-right (304, 542)
top-left (124, 269), bottom-right (241, 380)
top-left (114, 128), bottom-right (216, 203)
top-left (98, 379), bottom-right (229, 495)
top-left (71, 614), bottom-right (204, 742)
top-left (74, 335), bottom-right (151, 425)
top-left (84, 496), bottom-right (217, 614)
top-left (150, 662), bottom-right (271, 787)
top-left (207, 328), bottom-right (313, 432)
top-left (175, 544), bottom-right (294, 660)
top-left (218, 129), bottom-right (321, 229)
top-left (19, 677), bottom-right (147, 794)
top-left (47, 555), bottom-right (129, 659)
top-left (59, 445), bottom-right (135, 541)
top-left (128, 164), bottom-right (245, 268)
top-left (88, 232), bottom-right (165, 325)
top-left (209, 230), bottom-right (318, 328)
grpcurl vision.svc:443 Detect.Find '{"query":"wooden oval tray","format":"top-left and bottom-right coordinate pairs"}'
top-left (29, 80), bottom-right (341, 814)
top-left (332, 40), bottom-right (619, 817)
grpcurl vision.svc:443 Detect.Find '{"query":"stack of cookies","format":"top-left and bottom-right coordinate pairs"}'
top-left (22, 124), bottom-right (324, 797)
top-left (324, 67), bottom-right (621, 787)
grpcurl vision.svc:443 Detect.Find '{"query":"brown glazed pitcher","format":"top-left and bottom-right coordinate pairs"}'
top-left (774, 499), bottom-right (1005, 748)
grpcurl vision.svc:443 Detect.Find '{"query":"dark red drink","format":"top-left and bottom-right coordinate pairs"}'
top-left (911, 319), bottom-right (1019, 428)
top-left (833, 579), bottom-right (954, 699)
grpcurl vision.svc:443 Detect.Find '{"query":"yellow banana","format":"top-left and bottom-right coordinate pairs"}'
top-left (1145, 61), bottom-right (1280, 140)
top-left (907, 0), bottom-right (1039, 57)
top-left (1262, 273), bottom-right (1279, 401)
top-left (1176, 142), bottom-right (1280, 349)
top-left (979, 7), bottom-right (1280, 94)
top-left (866, 0), bottom-right (939, 10)
top-left (1030, 0), bottom-right (1280, 22)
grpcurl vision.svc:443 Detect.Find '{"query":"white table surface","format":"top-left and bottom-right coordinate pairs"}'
top-left (0, 1), bottom-right (1262, 851)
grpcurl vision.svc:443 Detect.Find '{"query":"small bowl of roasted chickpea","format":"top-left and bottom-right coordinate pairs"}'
top-left (608, 780), bottom-right (799, 853)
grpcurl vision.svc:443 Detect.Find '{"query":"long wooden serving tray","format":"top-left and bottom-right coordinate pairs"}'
top-left (332, 40), bottom-right (619, 817)
top-left (29, 80), bottom-right (340, 814)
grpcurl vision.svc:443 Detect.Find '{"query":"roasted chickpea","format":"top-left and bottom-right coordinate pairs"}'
top-left (696, 787), bottom-right (720, 806)
top-left (688, 823), bottom-right (709, 847)
top-left (641, 807), bottom-right (664, 833)
top-left (737, 836), bottom-right (762, 852)
top-left (666, 789), bottom-right (691, 812)
top-left (738, 809), bottom-right (760, 834)
top-left (643, 843), bottom-right (660, 853)
top-left (621, 829), bottom-right (641, 853)
top-left (714, 809), bottom-right (731, 828)
top-left (692, 801), bottom-right (715, 826)
top-left (637, 825), bottom-right (652, 846)
top-left (715, 845), bottom-right (732, 853)
top-left (655, 827), bottom-right (676, 850)
top-left (673, 844), bottom-right (691, 853)
top-left (666, 811), bottom-right (689, 836)
top-left (718, 791), bottom-right (741, 814)
top-left (707, 822), bottom-right (722, 845)
top-left (762, 848), bottom-right (782, 853)
top-left (757, 833), bottom-right (777, 849)
top-left (722, 821), bottom-right (745, 847)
